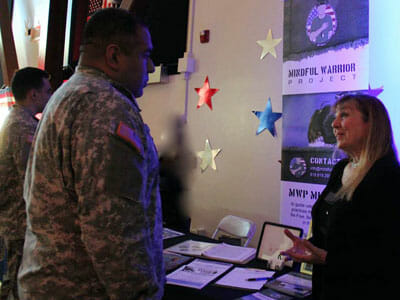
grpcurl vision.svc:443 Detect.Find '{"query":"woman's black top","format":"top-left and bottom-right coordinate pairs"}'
top-left (311, 153), bottom-right (400, 300)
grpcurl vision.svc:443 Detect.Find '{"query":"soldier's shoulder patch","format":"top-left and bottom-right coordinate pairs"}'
top-left (116, 121), bottom-right (143, 155)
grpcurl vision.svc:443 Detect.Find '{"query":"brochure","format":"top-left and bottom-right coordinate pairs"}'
top-left (237, 289), bottom-right (294, 300)
top-left (163, 251), bottom-right (193, 273)
top-left (215, 267), bottom-right (275, 290)
top-left (166, 258), bottom-right (233, 289)
top-left (264, 271), bottom-right (312, 298)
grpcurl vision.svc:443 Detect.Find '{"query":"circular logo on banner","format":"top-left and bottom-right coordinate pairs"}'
top-left (289, 157), bottom-right (307, 178)
top-left (306, 4), bottom-right (337, 46)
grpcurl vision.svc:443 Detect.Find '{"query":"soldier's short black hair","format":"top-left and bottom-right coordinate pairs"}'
top-left (82, 8), bottom-right (146, 55)
top-left (11, 67), bottom-right (50, 102)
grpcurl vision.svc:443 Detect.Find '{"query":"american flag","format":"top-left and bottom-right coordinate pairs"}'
top-left (0, 87), bottom-right (15, 127)
top-left (89, 0), bottom-right (121, 14)
top-left (88, 0), bottom-right (104, 15)
top-left (306, 4), bottom-right (337, 35)
top-left (0, 87), bottom-right (15, 109)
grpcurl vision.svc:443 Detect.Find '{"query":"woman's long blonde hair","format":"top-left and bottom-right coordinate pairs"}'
top-left (334, 94), bottom-right (397, 200)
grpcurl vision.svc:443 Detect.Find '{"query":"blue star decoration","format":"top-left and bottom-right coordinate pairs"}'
top-left (252, 98), bottom-right (282, 137)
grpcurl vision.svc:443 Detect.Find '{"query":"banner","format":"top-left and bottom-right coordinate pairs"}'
top-left (283, 0), bottom-right (369, 95)
top-left (281, 92), bottom-right (348, 234)
top-left (280, 0), bottom-right (369, 235)
top-left (281, 181), bottom-right (325, 232)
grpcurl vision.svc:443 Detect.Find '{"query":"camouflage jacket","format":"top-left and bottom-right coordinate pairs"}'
top-left (0, 104), bottom-right (37, 240)
top-left (18, 66), bottom-right (164, 300)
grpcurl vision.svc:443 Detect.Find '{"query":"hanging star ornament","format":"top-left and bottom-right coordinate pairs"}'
top-left (252, 98), bottom-right (282, 137)
top-left (367, 84), bottom-right (384, 97)
top-left (195, 76), bottom-right (219, 110)
top-left (256, 29), bottom-right (282, 59)
top-left (196, 139), bottom-right (221, 171)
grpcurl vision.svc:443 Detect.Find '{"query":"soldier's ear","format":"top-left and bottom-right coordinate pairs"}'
top-left (105, 44), bottom-right (121, 71)
top-left (25, 89), bottom-right (36, 103)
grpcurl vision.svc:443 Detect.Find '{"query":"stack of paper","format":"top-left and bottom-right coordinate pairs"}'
top-left (166, 240), bottom-right (216, 256)
top-left (166, 240), bottom-right (256, 264)
top-left (166, 259), bottom-right (233, 289)
top-left (203, 243), bottom-right (256, 264)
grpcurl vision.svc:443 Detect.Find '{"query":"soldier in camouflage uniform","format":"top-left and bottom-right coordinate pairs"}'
top-left (0, 67), bottom-right (52, 300)
top-left (18, 8), bottom-right (164, 300)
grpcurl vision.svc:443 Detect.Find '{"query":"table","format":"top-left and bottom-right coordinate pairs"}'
top-left (163, 232), bottom-right (308, 300)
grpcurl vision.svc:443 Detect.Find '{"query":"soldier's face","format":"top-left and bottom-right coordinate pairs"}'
top-left (35, 78), bottom-right (52, 112)
top-left (119, 26), bottom-right (155, 98)
top-left (317, 5), bottom-right (326, 18)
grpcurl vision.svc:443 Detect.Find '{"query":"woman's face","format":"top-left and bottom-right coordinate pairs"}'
top-left (332, 100), bottom-right (370, 157)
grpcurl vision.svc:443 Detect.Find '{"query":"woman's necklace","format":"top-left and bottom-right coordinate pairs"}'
top-left (350, 160), bottom-right (359, 169)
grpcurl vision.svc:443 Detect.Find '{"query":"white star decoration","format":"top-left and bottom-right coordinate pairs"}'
top-left (197, 139), bottom-right (221, 171)
top-left (256, 29), bottom-right (282, 59)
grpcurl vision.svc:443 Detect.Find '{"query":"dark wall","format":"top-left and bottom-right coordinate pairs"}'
top-left (0, 60), bottom-right (3, 88)
top-left (146, 0), bottom-right (189, 74)
top-left (66, 0), bottom-right (189, 76)
top-left (0, 0), bottom-right (14, 87)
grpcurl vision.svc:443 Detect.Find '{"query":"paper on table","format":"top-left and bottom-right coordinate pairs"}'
top-left (240, 289), bottom-right (294, 300)
top-left (276, 273), bottom-right (312, 289)
top-left (265, 272), bottom-right (312, 298)
top-left (203, 243), bottom-right (256, 263)
top-left (163, 251), bottom-right (193, 272)
top-left (166, 258), bottom-right (233, 289)
top-left (166, 240), bottom-right (256, 264)
top-left (166, 240), bottom-right (217, 256)
top-left (163, 227), bottom-right (185, 240)
top-left (215, 267), bottom-right (275, 290)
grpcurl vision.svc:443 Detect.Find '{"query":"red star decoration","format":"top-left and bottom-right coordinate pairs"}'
top-left (195, 76), bottom-right (219, 110)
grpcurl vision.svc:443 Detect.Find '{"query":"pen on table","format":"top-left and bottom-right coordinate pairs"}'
top-left (246, 277), bottom-right (272, 282)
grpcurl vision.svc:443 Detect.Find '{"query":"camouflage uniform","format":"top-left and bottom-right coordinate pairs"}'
top-left (18, 66), bottom-right (164, 300)
top-left (0, 105), bottom-right (38, 299)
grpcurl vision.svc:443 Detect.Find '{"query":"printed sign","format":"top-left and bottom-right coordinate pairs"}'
top-left (282, 0), bottom-right (369, 95)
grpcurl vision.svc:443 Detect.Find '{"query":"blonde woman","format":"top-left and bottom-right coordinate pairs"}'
top-left (283, 94), bottom-right (400, 300)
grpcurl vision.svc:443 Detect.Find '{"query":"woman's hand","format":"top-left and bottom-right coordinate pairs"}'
top-left (281, 229), bottom-right (327, 265)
